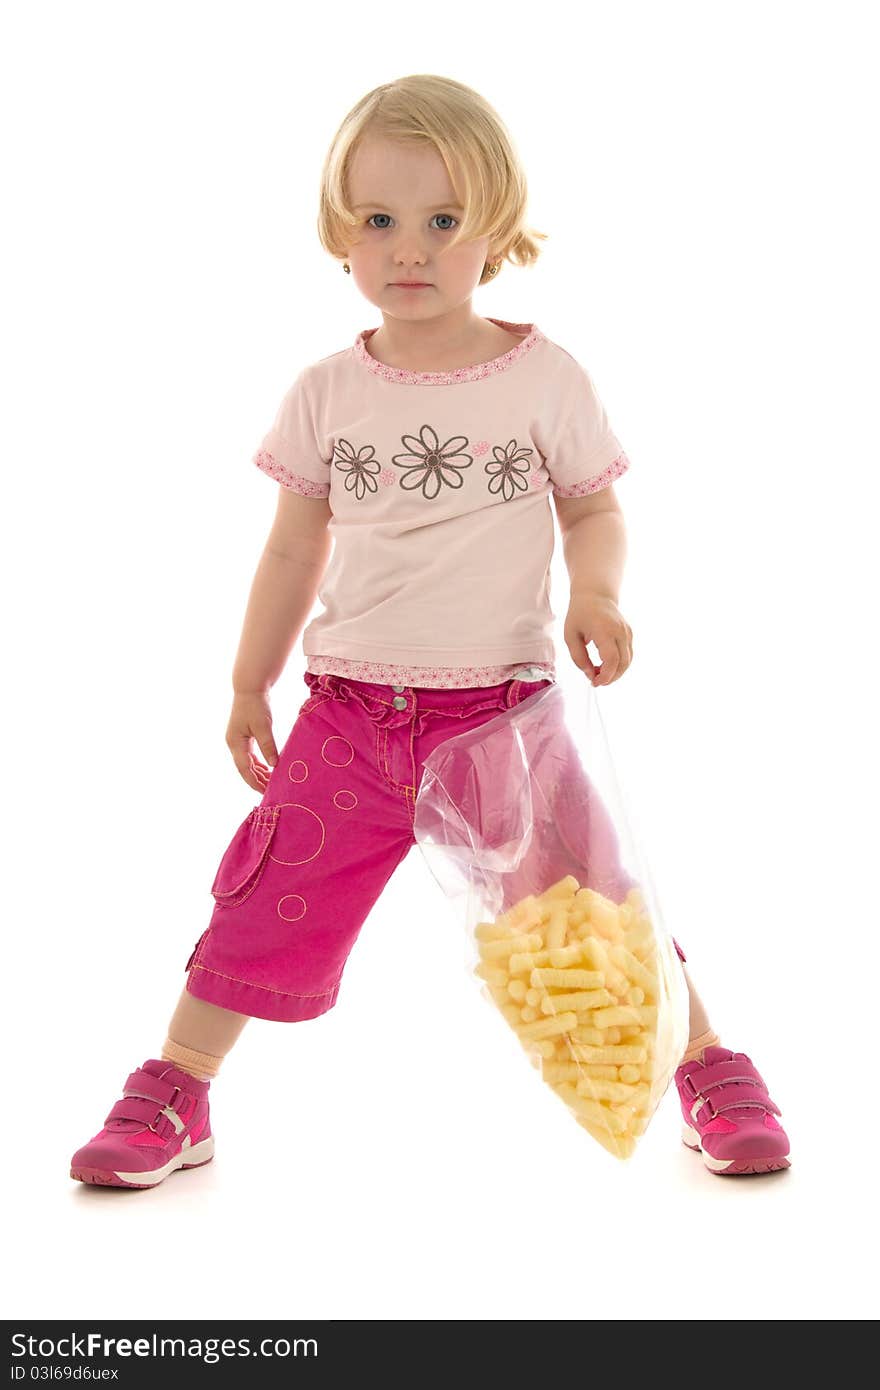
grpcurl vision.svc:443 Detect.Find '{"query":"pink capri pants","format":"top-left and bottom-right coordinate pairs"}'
top-left (183, 670), bottom-right (679, 1024)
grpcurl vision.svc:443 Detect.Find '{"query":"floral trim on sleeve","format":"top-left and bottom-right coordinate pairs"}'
top-left (552, 451), bottom-right (630, 497)
top-left (253, 450), bottom-right (330, 498)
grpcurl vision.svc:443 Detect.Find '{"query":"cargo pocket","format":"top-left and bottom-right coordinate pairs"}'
top-left (210, 803), bottom-right (281, 907)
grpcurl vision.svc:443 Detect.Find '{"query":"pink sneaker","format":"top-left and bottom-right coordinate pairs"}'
top-left (70, 1059), bottom-right (213, 1188)
top-left (675, 1046), bottom-right (790, 1175)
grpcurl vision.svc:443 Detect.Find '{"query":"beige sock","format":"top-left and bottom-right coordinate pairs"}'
top-left (160, 987), bottom-right (250, 1080)
top-left (681, 1027), bottom-right (721, 1065)
top-left (161, 1037), bottom-right (225, 1081)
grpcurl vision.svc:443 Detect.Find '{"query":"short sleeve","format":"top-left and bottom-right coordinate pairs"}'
top-left (252, 367), bottom-right (330, 498)
top-left (544, 352), bottom-right (631, 498)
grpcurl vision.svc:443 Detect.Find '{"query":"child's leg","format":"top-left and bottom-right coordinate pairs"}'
top-left (680, 965), bottom-right (721, 1063)
top-left (160, 989), bottom-right (249, 1080)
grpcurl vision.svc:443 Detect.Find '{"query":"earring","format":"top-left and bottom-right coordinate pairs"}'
top-left (343, 262), bottom-right (351, 273)
top-left (487, 262), bottom-right (499, 277)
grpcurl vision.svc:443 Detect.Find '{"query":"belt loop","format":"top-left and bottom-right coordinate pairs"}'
top-left (506, 679), bottom-right (523, 708)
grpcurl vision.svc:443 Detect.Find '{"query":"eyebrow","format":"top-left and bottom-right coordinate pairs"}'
top-left (353, 202), bottom-right (464, 211)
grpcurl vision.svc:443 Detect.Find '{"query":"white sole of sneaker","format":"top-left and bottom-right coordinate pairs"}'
top-left (681, 1121), bottom-right (790, 1176)
top-left (105, 1136), bottom-right (215, 1188)
top-left (682, 1121), bottom-right (733, 1171)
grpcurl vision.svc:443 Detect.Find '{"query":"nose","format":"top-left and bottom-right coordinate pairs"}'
top-left (391, 242), bottom-right (428, 267)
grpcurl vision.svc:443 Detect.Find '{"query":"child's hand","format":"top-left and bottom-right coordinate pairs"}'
top-left (563, 591), bottom-right (633, 687)
top-left (226, 691), bottom-right (279, 792)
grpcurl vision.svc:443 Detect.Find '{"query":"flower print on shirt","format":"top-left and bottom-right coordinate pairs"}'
top-left (336, 424), bottom-right (537, 503)
top-left (485, 439), bottom-right (534, 502)
top-left (333, 438), bottom-right (382, 499)
top-left (391, 425), bottom-right (473, 499)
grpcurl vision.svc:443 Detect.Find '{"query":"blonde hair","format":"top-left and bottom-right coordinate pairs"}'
top-left (317, 74), bottom-right (548, 285)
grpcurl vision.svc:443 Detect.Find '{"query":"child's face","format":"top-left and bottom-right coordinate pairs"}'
top-left (343, 135), bottom-right (494, 320)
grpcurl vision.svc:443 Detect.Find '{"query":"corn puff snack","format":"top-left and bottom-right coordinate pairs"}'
top-left (473, 876), bottom-right (679, 1159)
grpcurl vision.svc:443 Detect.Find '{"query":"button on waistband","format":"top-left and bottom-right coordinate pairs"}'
top-left (391, 684), bottom-right (405, 693)
top-left (392, 695), bottom-right (407, 710)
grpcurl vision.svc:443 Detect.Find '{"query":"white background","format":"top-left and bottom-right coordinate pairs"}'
top-left (4, 0), bottom-right (878, 1322)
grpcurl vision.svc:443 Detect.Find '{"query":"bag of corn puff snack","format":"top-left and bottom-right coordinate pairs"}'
top-left (413, 680), bottom-right (688, 1159)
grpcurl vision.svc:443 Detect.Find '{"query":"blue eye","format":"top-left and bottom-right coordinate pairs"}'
top-left (365, 213), bottom-right (458, 231)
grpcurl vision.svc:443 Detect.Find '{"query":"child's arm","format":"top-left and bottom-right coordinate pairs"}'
top-left (232, 488), bottom-right (332, 696)
top-left (553, 486), bottom-right (632, 687)
top-left (555, 487), bottom-right (626, 601)
top-left (224, 488), bottom-right (332, 791)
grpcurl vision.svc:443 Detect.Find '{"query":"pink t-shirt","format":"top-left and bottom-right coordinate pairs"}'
top-left (253, 316), bottom-right (630, 689)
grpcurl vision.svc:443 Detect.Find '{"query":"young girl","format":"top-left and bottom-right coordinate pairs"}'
top-left (70, 74), bottom-right (789, 1188)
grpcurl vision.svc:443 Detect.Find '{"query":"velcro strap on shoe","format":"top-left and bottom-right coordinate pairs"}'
top-left (123, 1069), bottom-right (179, 1106)
top-left (712, 1086), bottom-right (781, 1117)
top-left (692, 1059), bottom-right (765, 1094)
top-left (166, 1071), bottom-right (208, 1100)
top-left (105, 1096), bottom-right (164, 1126)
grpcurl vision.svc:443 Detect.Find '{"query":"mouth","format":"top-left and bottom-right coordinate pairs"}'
top-left (390, 283), bottom-right (432, 289)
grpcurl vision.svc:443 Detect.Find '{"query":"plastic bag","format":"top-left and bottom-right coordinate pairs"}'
top-left (412, 679), bottom-right (689, 1159)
